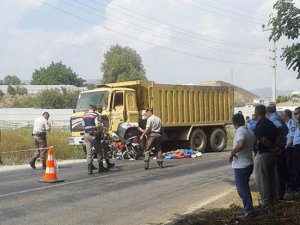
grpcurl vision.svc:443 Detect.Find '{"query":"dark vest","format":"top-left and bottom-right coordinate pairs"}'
top-left (83, 111), bottom-right (98, 133)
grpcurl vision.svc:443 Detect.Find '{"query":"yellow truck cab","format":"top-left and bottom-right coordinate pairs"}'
top-left (69, 80), bottom-right (234, 152)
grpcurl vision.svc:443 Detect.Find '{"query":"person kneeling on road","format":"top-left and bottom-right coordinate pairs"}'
top-left (229, 113), bottom-right (255, 219)
top-left (83, 104), bottom-right (114, 175)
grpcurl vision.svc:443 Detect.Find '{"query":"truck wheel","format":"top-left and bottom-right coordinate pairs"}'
top-left (190, 129), bottom-right (207, 152)
top-left (209, 128), bottom-right (226, 152)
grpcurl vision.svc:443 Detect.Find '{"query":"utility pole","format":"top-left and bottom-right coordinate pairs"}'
top-left (262, 24), bottom-right (277, 103)
top-left (231, 68), bottom-right (234, 85)
top-left (270, 40), bottom-right (277, 103)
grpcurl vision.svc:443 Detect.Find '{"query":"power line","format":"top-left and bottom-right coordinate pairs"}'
top-left (70, 0), bottom-right (269, 57)
top-left (36, 0), bottom-right (270, 66)
top-left (213, 0), bottom-right (267, 19)
top-left (174, 0), bottom-right (264, 25)
top-left (92, 0), bottom-right (268, 50)
top-left (188, 0), bottom-right (265, 22)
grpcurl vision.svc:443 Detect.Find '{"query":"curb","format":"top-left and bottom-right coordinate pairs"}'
top-left (0, 159), bottom-right (86, 173)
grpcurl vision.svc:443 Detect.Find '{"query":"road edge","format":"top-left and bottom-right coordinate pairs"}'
top-left (161, 189), bottom-right (235, 225)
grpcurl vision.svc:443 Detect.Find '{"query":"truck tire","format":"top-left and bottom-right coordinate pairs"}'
top-left (209, 128), bottom-right (226, 152)
top-left (190, 129), bottom-right (207, 152)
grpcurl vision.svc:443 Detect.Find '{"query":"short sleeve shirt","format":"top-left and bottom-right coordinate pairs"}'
top-left (294, 127), bottom-right (300, 146)
top-left (33, 116), bottom-right (50, 134)
top-left (232, 126), bottom-right (255, 169)
top-left (287, 119), bottom-right (297, 143)
top-left (146, 115), bottom-right (162, 133)
top-left (268, 112), bottom-right (284, 128)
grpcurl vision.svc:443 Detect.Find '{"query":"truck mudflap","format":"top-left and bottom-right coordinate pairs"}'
top-left (68, 136), bottom-right (84, 146)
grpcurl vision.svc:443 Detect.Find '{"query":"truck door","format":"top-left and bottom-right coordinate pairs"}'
top-left (125, 91), bottom-right (139, 123)
top-left (111, 91), bottom-right (125, 132)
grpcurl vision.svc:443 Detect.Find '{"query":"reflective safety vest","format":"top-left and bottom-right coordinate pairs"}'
top-left (83, 111), bottom-right (98, 133)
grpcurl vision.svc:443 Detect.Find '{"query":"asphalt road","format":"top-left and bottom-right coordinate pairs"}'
top-left (0, 152), bottom-right (234, 225)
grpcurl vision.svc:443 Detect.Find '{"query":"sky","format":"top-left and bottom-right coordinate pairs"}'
top-left (0, 0), bottom-right (299, 92)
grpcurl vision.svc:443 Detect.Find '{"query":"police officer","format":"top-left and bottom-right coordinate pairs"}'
top-left (95, 105), bottom-right (114, 170)
top-left (29, 112), bottom-right (51, 169)
top-left (140, 108), bottom-right (163, 170)
top-left (282, 109), bottom-right (297, 196)
top-left (292, 107), bottom-right (300, 193)
top-left (83, 104), bottom-right (108, 175)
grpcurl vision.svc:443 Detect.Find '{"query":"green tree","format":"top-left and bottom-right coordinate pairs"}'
top-left (268, 0), bottom-right (300, 78)
top-left (3, 75), bottom-right (21, 85)
top-left (37, 89), bottom-right (65, 109)
top-left (101, 44), bottom-right (147, 84)
top-left (31, 62), bottom-right (85, 86)
top-left (276, 95), bottom-right (290, 103)
top-left (7, 85), bottom-right (16, 95)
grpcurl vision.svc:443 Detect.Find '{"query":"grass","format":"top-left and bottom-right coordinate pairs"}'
top-left (0, 126), bottom-right (235, 165)
top-left (0, 128), bottom-right (84, 164)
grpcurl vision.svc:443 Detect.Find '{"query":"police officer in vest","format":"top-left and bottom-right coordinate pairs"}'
top-left (282, 109), bottom-right (298, 197)
top-left (83, 104), bottom-right (113, 175)
top-left (29, 112), bottom-right (51, 169)
top-left (140, 108), bottom-right (163, 170)
top-left (292, 107), bottom-right (300, 194)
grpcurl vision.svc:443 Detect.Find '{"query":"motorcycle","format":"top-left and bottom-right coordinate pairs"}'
top-left (108, 133), bottom-right (143, 160)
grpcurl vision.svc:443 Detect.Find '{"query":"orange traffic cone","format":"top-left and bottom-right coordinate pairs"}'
top-left (39, 147), bottom-right (64, 183)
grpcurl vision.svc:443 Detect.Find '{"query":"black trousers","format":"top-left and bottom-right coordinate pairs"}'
top-left (277, 149), bottom-right (286, 198)
top-left (285, 147), bottom-right (294, 189)
top-left (291, 145), bottom-right (300, 191)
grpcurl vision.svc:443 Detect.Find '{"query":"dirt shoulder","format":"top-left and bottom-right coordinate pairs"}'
top-left (163, 186), bottom-right (300, 225)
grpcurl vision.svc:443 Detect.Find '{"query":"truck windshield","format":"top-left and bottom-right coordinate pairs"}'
top-left (76, 91), bottom-right (109, 110)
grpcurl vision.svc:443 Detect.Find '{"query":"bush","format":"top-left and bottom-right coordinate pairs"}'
top-left (14, 95), bottom-right (38, 108)
top-left (61, 88), bottom-right (80, 109)
top-left (7, 85), bottom-right (16, 95)
top-left (0, 90), bottom-right (4, 100)
top-left (15, 86), bottom-right (28, 95)
top-left (37, 89), bottom-right (65, 109)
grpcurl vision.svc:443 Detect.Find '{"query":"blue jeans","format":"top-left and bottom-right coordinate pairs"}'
top-left (234, 165), bottom-right (254, 214)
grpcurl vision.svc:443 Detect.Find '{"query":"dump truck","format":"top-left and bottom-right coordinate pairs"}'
top-left (69, 80), bottom-right (234, 152)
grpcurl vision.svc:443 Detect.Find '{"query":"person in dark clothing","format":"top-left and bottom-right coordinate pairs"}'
top-left (266, 103), bottom-right (288, 199)
top-left (291, 107), bottom-right (300, 195)
top-left (254, 104), bottom-right (280, 207)
top-left (282, 109), bottom-right (299, 199)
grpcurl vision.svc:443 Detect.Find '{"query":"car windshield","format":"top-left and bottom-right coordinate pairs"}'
top-left (76, 91), bottom-right (109, 110)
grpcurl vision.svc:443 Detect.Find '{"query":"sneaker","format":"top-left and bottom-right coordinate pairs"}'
top-left (91, 164), bottom-right (98, 170)
top-left (283, 191), bottom-right (296, 200)
top-left (107, 162), bottom-right (115, 169)
top-left (158, 162), bottom-right (163, 169)
top-left (145, 162), bottom-right (149, 170)
top-left (237, 212), bottom-right (253, 219)
top-left (98, 165), bottom-right (109, 173)
top-left (29, 161), bottom-right (36, 169)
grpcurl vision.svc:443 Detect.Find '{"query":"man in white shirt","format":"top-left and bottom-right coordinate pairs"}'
top-left (140, 108), bottom-right (163, 170)
top-left (229, 113), bottom-right (255, 218)
top-left (29, 112), bottom-right (51, 169)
